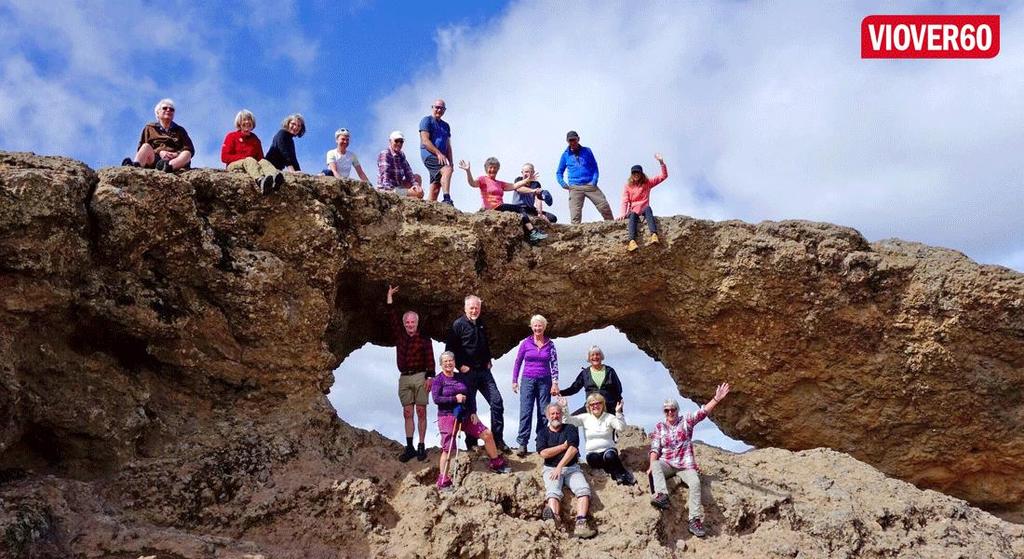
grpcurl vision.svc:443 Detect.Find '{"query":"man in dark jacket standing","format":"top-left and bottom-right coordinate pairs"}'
top-left (445, 294), bottom-right (509, 453)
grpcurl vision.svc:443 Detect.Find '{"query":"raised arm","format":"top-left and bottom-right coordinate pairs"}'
top-left (458, 160), bottom-right (477, 188)
top-left (702, 382), bottom-right (730, 415)
top-left (648, 153), bottom-right (668, 188)
top-left (557, 397), bottom-right (584, 427)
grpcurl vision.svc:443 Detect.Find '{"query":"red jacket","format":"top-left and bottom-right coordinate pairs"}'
top-left (220, 130), bottom-right (265, 166)
top-left (620, 161), bottom-right (668, 217)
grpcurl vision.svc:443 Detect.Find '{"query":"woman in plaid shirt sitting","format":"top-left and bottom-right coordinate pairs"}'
top-left (647, 382), bottom-right (731, 538)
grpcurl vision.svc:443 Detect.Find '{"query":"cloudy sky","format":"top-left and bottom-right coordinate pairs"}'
top-left (3, 2), bottom-right (1020, 451)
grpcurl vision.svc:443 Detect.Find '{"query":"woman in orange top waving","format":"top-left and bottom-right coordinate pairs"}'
top-left (620, 154), bottom-right (668, 252)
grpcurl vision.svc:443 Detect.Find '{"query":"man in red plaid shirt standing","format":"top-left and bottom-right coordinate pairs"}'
top-left (387, 285), bottom-right (436, 462)
top-left (648, 382), bottom-right (731, 538)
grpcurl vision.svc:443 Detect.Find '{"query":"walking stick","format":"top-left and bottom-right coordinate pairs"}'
top-left (442, 405), bottom-right (464, 481)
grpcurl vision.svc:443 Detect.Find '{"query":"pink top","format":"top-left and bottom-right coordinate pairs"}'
top-left (619, 161), bottom-right (668, 217)
top-left (475, 176), bottom-right (509, 210)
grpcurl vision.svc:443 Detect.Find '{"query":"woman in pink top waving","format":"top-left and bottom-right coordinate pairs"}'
top-left (458, 157), bottom-right (550, 244)
top-left (619, 153), bottom-right (668, 252)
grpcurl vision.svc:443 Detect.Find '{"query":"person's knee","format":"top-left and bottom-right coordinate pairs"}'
top-left (440, 165), bottom-right (452, 176)
top-left (481, 430), bottom-right (494, 442)
top-left (402, 406), bottom-right (414, 419)
top-left (604, 449), bottom-right (618, 461)
top-left (415, 405), bottom-right (427, 418)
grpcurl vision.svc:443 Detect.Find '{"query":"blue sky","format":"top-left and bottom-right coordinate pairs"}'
top-left (2, 1), bottom-right (1020, 451)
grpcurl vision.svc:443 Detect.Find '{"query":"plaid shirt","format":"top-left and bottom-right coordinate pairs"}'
top-left (389, 308), bottom-right (435, 377)
top-left (650, 408), bottom-right (708, 471)
top-left (377, 149), bottom-right (416, 189)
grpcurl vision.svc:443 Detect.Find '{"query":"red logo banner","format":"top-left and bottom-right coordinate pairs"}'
top-left (861, 15), bottom-right (1000, 59)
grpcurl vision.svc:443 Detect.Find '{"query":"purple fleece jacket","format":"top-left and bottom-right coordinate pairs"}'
top-left (511, 336), bottom-right (559, 384)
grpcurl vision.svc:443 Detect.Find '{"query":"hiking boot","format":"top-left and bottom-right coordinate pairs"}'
top-left (650, 492), bottom-right (670, 510)
top-left (259, 175), bottom-right (275, 195)
top-left (155, 159), bottom-right (167, 172)
top-left (398, 446), bottom-right (417, 463)
top-left (648, 233), bottom-right (660, 245)
top-left (541, 505), bottom-right (556, 522)
top-left (273, 172), bottom-right (285, 190)
top-left (497, 441), bottom-right (512, 455)
top-left (441, 194), bottom-right (454, 207)
top-left (416, 442), bottom-right (427, 461)
top-left (618, 471), bottom-right (637, 486)
top-left (688, 517), bottom-right (706, 538)
top-left (436, 474), bottom-right (453, 491)
top-left (121, 157), bottom-right (134, 167)
top-left (528, 229), bottom-right (548, 243)
top-left (488, 456), bottom-right (511, 474)
top-left (627, 239), bottom-right (639, 252)
top-left (574, 517), bottom-right (597, 539)
top-left (515, 446), bottom-right (529, 458)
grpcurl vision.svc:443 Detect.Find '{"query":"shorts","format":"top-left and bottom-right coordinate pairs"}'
top-left (542, 464), bottom-right (591, 500)
top-left (398, 372), bottom-right (429, 406)
top-left (438, 413), bottom-right (488, 452)
top-left (422, 155), bottom-right (446, 185)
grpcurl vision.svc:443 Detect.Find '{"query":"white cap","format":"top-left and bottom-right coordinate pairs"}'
top-left (389, 130), bottom-right (405, 141)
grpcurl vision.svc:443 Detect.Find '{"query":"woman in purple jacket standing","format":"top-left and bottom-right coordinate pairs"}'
top-left (511, 315), bottom-right (560, 458)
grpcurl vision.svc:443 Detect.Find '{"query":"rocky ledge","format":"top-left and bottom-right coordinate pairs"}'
top-left (0, 151), bottom-right (1021, 557)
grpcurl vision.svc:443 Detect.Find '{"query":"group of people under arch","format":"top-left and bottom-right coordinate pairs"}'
top-left (122, 97), bottom-right (673, 250)
top-left (386, 287), bottom-right (731, 540)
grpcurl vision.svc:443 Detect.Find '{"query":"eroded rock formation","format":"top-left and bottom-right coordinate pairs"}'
top-left (1, 151), bottom-right (1022, 557)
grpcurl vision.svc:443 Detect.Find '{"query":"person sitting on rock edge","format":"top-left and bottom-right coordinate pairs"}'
top-left (559, 393), bottom-right (636, 485)
top-left (458, 157), bottom-right (549, 244)
top-left (377, 131), bottom-right (424, 198)
top-left (432, 351), bottom-right (511, 490)
top-left (620, 153), bottom-right (668, 252)
top-left (537, 403), bottom-right (597, 539)
top-left (322, 128), bottom-right (370, 182)
top-left (648, 382), bottom-right (731, 538)
top-left (386, 285), bottom-right (435, 462)
top-left (122, 98), bottom-right (194, 172)
top-left (220, 109), bottom-right (284, 195)
top-left (513, 162), bottom-right (558, 224)
top-left (265, 113), bottom-right (306, 173)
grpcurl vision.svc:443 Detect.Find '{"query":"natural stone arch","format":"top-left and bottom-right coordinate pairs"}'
top-left (1, 151), bottom-right (1021, 526)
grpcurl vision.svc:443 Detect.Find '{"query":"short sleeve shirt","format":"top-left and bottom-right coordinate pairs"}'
top-left (418, 116), bottom-right (451, 160)
top-left (326, 149), bottom-right (359, 177)
top-left (475, 176), bottom-right (507, 210)
top-left (536, 424), bottom-right (580, 467)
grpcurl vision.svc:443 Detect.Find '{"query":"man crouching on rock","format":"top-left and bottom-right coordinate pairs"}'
top-left (537, 403), bottom-right (597, 539)
top-left (648, 382), bottom-right (731, 538)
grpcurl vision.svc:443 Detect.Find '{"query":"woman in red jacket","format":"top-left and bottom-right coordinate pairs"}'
top-left (220, 109), bottom-right (284, 195)
top-left (619, 153), bottom-right (668, 252)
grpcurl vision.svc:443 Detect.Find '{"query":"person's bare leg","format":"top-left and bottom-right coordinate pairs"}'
top-left (576, 495), bottom-right (590, 518)
top-left (168, 150), bottom-right (192, 171)
top-left (403, 405), bottom-right (414, 438)
top-left (440, 165), bottom-right (453, 196)
top-left (480, 429), bottom-right (498, 458)
top-left (135, 144), bottom-right (155, 166)
top-left (429, 182), bottom-right (441, 201)
top-left (416, 405), bottom-right (427, 444)
top-left (547, 497), bottom-right (561, 515)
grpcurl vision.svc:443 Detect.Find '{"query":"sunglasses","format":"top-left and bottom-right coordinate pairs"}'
top-left (588, 402), bottom-right (603, 407)
top-left (432, 105), bottom-right (446, 111)
top-left (393, 139), bottom-right (404, 143)
top-left (160, 106), bottom-right (175, 112)
top-left (663, 408), bottom-right (678, 413)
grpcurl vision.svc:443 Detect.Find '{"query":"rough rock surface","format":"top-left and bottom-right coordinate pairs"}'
top-left (0, 151), bottom-right (1022, 557)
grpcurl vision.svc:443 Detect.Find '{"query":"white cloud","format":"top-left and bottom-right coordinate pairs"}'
top-left (368, 1), bottom-right (1024, 271)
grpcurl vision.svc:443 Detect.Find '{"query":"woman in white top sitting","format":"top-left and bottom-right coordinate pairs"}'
top-left (323, 128), bottom-right (370, 182)
top-left (558, 393), bottom-right (636, 485)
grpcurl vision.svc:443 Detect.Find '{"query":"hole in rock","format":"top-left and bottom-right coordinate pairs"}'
top-left (329, 327), bottom-right (751, 453)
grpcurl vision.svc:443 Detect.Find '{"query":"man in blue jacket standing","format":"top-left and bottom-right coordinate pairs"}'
top-left (556, 130), bottom-right (613, 224)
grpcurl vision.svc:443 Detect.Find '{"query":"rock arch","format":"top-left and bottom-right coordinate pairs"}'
top-left (1, 151), bottom-right (1022, 526)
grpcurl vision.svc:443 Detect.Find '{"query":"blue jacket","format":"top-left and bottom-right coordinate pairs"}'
top-left (556, 145), bottom-right (599, 188)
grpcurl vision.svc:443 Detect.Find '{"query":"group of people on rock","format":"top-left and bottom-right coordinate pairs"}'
top-left (121, 98), bottom-right (671, 250)
top-left (386, 287), bottom-right (731, 540)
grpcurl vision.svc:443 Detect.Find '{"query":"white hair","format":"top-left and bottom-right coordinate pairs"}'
top-left (587, 345), bottom-right (604, 360)
top-left (663, 399), bottom-right (679, 411)
top-left (440, 351), bottom-right (455, 364)
top-left (530, 314), bottom-right (547, 327)
top-left (464, 294), bottom-right (482, 305)
top-left (234, 109), bottom-right (255, 129)
top-left (402, 310), bottom-right (419, 321)
top-left (154, 98), bottom-right (175, 118)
